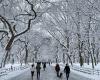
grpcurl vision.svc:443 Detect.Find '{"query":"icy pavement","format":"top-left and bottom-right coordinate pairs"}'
top-left (5, 64), bottom-right (92, 80)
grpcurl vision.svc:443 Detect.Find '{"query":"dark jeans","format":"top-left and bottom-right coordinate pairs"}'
top-left (37, 71), bottom-right (40, 79)
top-left (43, 68), bottom-right (46, 71)
top-left (31, 71), bottom-right (34, 80)
top-left (56, 71), bottom-right (59, 77)
top-left (66, 73), bottom-right (69, 80)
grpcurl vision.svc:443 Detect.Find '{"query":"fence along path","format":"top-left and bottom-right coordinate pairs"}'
top-left (71, 65), bottom-right (100, 75)
top-left (0, 65), bottom-right (29, 77)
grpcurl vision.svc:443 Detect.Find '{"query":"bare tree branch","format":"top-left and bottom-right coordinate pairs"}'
top-left (0, 30), bottom-right (8, 34)
top-left (0, 33), bottom-right (8, 41)
top-left (0, 15), bottom-right (14, 36)
top-left (15, 18), bottom-right (33, 37)
top-left (25, 0), bottom-right (37, 19)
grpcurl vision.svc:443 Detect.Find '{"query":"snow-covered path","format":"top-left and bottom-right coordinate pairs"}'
top-left (8, 65), bottom-right (91, 80)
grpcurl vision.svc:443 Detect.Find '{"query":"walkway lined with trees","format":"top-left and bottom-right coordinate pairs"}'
top-left (0, 0), bottom-right (100, 80)
top-left (7, 65), bottom-right (91, 80)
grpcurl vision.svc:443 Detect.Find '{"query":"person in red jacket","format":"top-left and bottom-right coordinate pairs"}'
top-left (55, 63), bottom-right (60, 77)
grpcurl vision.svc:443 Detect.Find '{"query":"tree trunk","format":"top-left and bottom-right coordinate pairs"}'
top-left (87, 53), bottom-right (90, 65)
top-left (63, 53), bottom-right (65, 63)
top-left (2, 51), bottom-right (9, 67)
top-left (6, 36), bottom-right (15, 51)
top-left (80, 55), bottom-right (83, 67)
top-left (1, 37), bottom-right (15, 67)
top-left (91, 53), bottom-right (94, 69)
top-left (25, 45), bottom-right (28, 64)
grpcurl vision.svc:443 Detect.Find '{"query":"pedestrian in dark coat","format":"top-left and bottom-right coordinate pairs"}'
top-left (43, 62), bottom-right (46, 71)
top-left (64, 64), bottom-right (70, 80)
top-left (55, 63), bottom-right (60, 77)
top-left (36, 63), bottom-right (41, 80)
top-left (49, 62), bottom-right (50, 66)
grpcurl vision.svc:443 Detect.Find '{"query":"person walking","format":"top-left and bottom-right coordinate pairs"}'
top-left (36, 63), bottom-right (41, 80)
top-left (64, 64), bottom-right (70, 80)
top-left (55, 63), bottom-right (60, 77)
top-left (30, 64), bottom-right (35, 80)
top-left (49, 62), bottom-right (50, 66)
top-left (43, 62), bottom-right (46, 71)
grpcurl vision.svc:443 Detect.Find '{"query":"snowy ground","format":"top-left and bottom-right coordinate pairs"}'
top-left (73, 63), bottom-right (100, 69)
top-left (71, 63), bottom-right (100, 80)
top-left (57, 63), bottom-right (100, 80)
top-left (0, 64), bottom-right (92, 80)
top-left (0, 68), bottom-right (29, 80)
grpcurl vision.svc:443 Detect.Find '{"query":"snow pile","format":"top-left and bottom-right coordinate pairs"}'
top-left (94, 63), bottom-right (100, 70)
top-left (73, 63), bottom-right (100, 69)
top-left (71, 69), bottom-right (100, 80)
top-left (51, 63), bottom-right (100, 80)
top-left (5, 63), bottom-right (22, 68)
top-left (69, 63), bottom-right (100, 80)
top-left (0, 63), bottom-right (30, 80)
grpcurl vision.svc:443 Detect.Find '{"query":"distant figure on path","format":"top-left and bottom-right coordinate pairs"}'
top-left (30, 64), bottom-right (35, 80)
top-left (64, 64), bottom-right (70, 80)
top-left (43, 62), bottom-right (46, 71)
top-left (49, 62), bottom-right (51, 66)
top-left (55, 63), bottom-right (60, 77)
top-left (11, 65), bottom-right (13, 70)
top-left (36, 63), bottom-right (41, 80)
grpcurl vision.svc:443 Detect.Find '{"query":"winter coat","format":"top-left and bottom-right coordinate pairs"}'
top-left (55, 64), bottom-right (60, 72)
top-left (43, 63), bottom-right (46, 68)
top-left (64, 65), bottom-right (70, 74)
top-left (30, 66), bottom-right (35, 72)
top-left (36, 64), bottom-right (41, 72)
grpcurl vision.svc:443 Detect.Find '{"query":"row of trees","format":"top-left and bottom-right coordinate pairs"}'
top-left (0, 0), bottom-right (46, 67)
top-left (40, 0), bottom-right (100, 68)
top-left (0, 0), bottom-right (100, 68)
